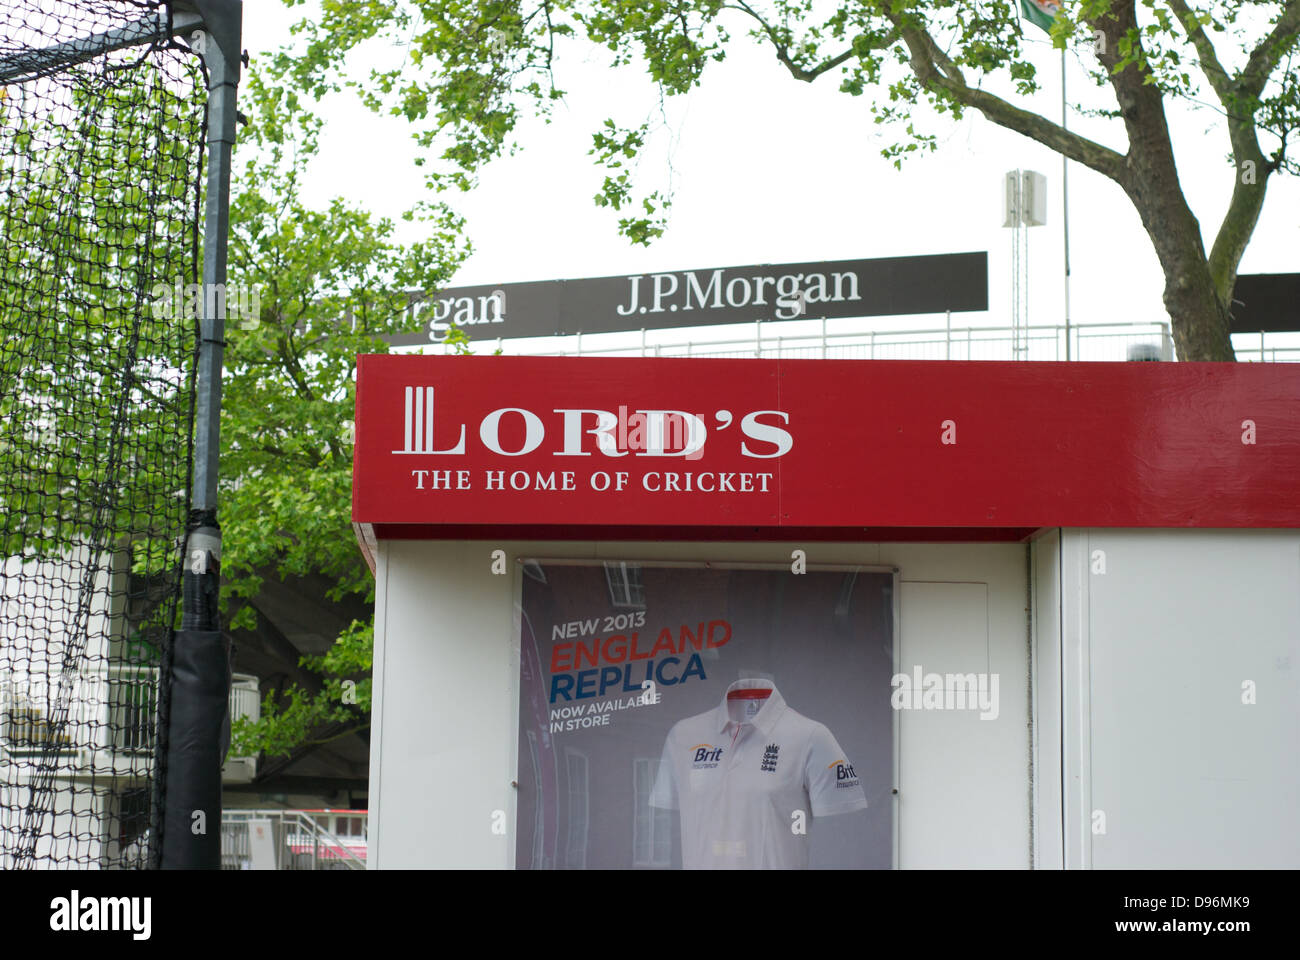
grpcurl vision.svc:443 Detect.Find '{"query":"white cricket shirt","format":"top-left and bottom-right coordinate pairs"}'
top-left (650, 678), bottom-right (868, 869)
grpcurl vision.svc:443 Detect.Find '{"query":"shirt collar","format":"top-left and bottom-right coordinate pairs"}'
top-left (715, 679), bottom-right (786, 737)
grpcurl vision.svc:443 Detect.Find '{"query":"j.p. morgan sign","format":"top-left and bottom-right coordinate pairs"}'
top-left (387, 251), bottom-right (988, 345)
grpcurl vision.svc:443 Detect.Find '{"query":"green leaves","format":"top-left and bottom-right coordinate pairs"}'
top-left (588, 119), bottom-right (671, 244)
top-left (228, 618), bottom-right (374, 760)
top-left (218, 60), bottom-right (469, 759)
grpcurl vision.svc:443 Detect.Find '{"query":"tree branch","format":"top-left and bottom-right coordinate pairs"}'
top-left (724, 2), bottom-right (892, 83)
top-left (1239, 0), bottom-right (1300, 100)
top-left (1164, 3), bottom-right (1295, 301)
top-left (1164, 0), bottom-right (1234, 106)
top-left (779, 45), bottom-right (857, 82)
top-left (888, 13), bottom-right (1127, 182)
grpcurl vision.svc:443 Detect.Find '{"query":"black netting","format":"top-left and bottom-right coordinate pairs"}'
top-left (0, 1), bottom-right (203, 869)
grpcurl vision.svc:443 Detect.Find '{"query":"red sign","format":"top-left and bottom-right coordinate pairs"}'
top-left (352, 355), bottom-right (1300, 534)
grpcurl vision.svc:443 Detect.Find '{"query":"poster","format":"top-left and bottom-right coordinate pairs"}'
top-left (515, 561), bottom-right (895, 869)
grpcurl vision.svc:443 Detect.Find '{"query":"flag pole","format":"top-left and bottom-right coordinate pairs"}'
top-left (1061, 45), bottom-right (1072, 361)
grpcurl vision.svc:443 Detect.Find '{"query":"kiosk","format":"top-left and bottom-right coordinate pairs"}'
top-left (352, 355), bottom-right (1300, 869)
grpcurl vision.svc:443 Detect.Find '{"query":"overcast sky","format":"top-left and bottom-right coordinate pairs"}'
top-left (243, 2), bottom-right (1298, 356)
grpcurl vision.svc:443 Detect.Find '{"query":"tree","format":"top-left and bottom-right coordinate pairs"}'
top-left (271, 0), bottom-right (1300, 361)
top-left (219, 68), bottom-right (469, 769)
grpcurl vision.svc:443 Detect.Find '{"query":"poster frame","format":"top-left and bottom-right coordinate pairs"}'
top-left (508, 555), bottom-right (901, 870)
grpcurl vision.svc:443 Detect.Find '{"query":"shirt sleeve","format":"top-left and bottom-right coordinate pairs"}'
top-left (804, 722), bottom-right (868, 817)
top-left (648, 727), bottom-right (678, 810)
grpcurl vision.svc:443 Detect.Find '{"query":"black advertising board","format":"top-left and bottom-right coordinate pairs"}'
top-left (1230, 273), bottom-right (1300, 333)
top-left (386, 251), bottom-right (988, 345)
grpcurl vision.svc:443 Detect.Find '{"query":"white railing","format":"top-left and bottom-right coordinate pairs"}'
top-left (484, 319), bottom-right (1175, 362)
top-left (477, 319), bottom-right (1299, 363)
top-left (1233, 342), bottom-right (1300, 363)
top-left (221, 809), bottom-right (367, 871)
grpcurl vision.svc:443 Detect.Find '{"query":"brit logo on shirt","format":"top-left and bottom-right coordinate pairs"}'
top-left (760, 744), bottom-right (779, 772)
top-left (692, 744), bottom-right (723, 769)
top-left (831, 758), bottom-right (860, 787)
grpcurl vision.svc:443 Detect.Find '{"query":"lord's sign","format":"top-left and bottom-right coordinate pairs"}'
top-left (388, 251), bottom-right (988, 344)
top-left (352, 355), bottom-right (1300, 535)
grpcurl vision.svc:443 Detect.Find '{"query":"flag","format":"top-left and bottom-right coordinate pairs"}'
top-left (1020, 0), bottom-right (1062, 34)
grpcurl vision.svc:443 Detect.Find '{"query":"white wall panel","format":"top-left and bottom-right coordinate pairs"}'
top-left (1070, 529), bottom-right (1300, 868)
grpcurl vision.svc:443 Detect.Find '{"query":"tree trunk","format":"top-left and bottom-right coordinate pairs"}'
top-left (1096, 2), bottom-right (1237, 362)
top-left (1160, 265), bottom-right (1236, 362)
top-left (1123, 195), bottom-right (1236, 361)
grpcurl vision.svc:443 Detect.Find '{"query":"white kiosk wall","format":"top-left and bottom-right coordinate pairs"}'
top-left (369, 539), bottom-right (1032, 869)
top-left (1059, 529), bottom-right (1300, 869)
top-left (369, 530), bottom-right (1300, 869)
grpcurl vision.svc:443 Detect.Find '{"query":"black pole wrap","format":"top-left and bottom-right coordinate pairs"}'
top-left (161, 518), bottom-right (231, 868)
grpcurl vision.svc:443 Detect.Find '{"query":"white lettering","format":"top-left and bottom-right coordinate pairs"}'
top-left (740, 411), bottom-right (793, 458)
top-left (774, 274), bottom-right (803, 319)
top-left (395, 386), bottom-right (466, 455)
top-left (831, 271), bottom-right (861, 302)
top-left (684, 269), bottom-right (723, 310)
top-left (616, 276), bottom-right (643, 316)
top-left (554, 408), bottom-right (624, 457)
top-left (634, 410), bottom-right (707, 458)
top-left (890, 667), bottom-right (1000, 719)
top-left (650, 273), bottom-right (678, 313)
top-left (49, 891), bottom-right (151, 941)
top-left (803, 274), bottom-right (828, 304)
top-left (480, 408), bottom-right (544, 456)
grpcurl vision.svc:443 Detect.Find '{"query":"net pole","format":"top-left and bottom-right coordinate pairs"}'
top-left (160, 0), bottom-right (242, 870)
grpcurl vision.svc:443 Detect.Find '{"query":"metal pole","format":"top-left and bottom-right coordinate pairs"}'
top-left (0, 10), bottom-right (176, 83)
top-left (1062, 48), bottom-right (1073, 361)
top-left (945, 310), bottom-right (951, 360)
top-left (162, 0), bottom-right (243, 870)
top-left (1011, 170), bottom-right (1020, 360)
top-left (1023, 217), bottom-right (1030, 360)
top-left (192, 44), bottom-right (238, 515)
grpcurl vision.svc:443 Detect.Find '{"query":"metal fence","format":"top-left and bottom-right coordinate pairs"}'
top-left (483, 319), bottom-right (1176, 362)
top-left (221, 809), bottom-right (366, 871)
top-left (473, 319), bottom-right (1299, 363)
